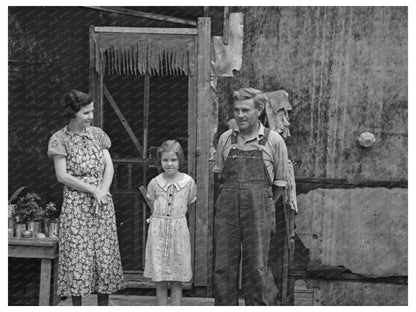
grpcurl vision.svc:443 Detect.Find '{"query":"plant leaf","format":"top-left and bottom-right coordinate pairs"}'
top-left (8, 186), bottom-right (26, 204)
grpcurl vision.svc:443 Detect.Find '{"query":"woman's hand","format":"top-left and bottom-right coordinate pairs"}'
top-left (92, 188), bottom-right (113, 214)
top-left (93, 188), bottom-right (109, 206)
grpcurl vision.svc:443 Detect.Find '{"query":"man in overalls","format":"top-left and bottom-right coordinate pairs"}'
top-left (213, 88), bottom-right (288, 305)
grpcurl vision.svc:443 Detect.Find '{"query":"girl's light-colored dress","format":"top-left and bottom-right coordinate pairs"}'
top-left (47, 126), bottom-right (125, 296)
top-left (143, 173), bottom-right (197, 282)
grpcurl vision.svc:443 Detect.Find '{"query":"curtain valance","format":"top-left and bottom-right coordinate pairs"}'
top-left (95, 33), bottom-right (196, 76)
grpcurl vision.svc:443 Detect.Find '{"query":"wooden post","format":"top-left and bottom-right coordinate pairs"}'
top-left (223, 6), bottom-right (230, 45)
top-left (288, 208), bottom-right (296, 305)
top-left (51, 259), bottom-right (59, 305)
top-left (90, 27), bottom-right (104, 128)
top-left (89, 26), bottom-right (100, 126)
top-left (39, 259), bottom-right (52, 305)
top-left (97, 69), bottom-right (104, 128)
top-left (203, 7), bottom-right (209, 17)
top-left (143, 75), bottom-right (150, 159)
top-left (188, 63), bottom-right (197, 283)
top-left (194, 17), bottom-right (211, 287)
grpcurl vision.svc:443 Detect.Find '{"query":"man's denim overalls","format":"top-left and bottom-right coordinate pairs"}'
top-left (214, 128), bottom-right (275, 305)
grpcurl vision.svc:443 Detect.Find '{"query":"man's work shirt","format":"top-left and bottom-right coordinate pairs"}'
top-left (213, 122), bottom-right (288, 187)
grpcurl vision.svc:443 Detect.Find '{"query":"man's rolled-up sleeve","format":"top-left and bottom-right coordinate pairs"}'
top-left (273, 136), bottom-right (288, 187)
top-left (213, 134), bottom-right (225, 174)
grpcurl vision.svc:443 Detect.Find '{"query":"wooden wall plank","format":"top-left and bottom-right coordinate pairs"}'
top-left (97, 60), bottom-right (104, 128)
top-left (88, 7), bottom-right (197, 26)
top-left (39, 259), bottom-right (52, 305)
top-left (188, 69), bottom-right (197, 282)
top-left (94, 26), bottom-right (198, 34)
top-left (89, 26), bottom-right (102, 128)
top-left (194, 17), bottom-right (211, 286)
top-left (103, 85), bottom-right (143, 155)
top-left (143, 75), bottom-right (150, 159)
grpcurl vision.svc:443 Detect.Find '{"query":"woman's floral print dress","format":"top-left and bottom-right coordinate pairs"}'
top-left (48, 126), bottom-right (125, 297)
top-left (143, 173), bottom-right (197, 282)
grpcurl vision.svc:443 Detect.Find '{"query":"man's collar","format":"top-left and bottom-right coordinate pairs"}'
top-left (232, 121), bottom-right (265, 139)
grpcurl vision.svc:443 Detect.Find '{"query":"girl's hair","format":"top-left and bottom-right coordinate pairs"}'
top-left (157, 140), bottom-right (185, 170)
top-left (61, 89), bottom-right (92, 119)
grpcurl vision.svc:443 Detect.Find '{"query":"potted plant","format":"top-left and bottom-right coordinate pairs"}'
top-left (8, 186), bottom-right (26, 237)
top-left (14, 192), bottom-right (45, 236)
top-left (43, 202), bottom-right (60, 238)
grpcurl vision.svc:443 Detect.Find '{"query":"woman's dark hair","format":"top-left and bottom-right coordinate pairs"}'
top-left (61, 89), bottom-right (92, 119)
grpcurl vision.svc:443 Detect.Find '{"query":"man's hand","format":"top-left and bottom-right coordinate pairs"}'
top-left (272, 185), bottom-right (285, 203)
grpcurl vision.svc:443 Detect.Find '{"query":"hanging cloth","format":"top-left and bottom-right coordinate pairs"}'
top-left (94, 33), bottom-right (196, 76)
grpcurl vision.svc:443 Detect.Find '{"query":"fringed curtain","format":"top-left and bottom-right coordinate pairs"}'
top-left (95, 33), bottom-right (196, 76)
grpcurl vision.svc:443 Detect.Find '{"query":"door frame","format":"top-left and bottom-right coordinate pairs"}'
top-left (88, 18), bottom-right (211, 287)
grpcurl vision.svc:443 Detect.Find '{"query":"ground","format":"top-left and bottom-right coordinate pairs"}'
top-left (57, 294), bottom-right (246, 306)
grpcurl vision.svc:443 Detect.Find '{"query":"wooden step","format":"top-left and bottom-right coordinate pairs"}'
top-left (123, 271), bottom-right (192, 289)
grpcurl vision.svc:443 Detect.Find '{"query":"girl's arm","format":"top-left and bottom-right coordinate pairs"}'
top-left (53, 156), bottom-right (101, 199)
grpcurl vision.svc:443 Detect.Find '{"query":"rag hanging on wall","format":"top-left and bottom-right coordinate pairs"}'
top-left (264, 90), bottom-right (298, 214)
top-left (94, 33), bottom-right (196, 76)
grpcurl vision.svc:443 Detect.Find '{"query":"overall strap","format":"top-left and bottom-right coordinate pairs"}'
top-left (260, 128), bottom-right (272, 186)
top-left (258, 128), bottom-right (271, 146)
top-left (230, 132), bottom-right (238, 144)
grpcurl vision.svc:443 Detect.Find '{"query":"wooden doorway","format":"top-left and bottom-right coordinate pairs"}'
top-left (89, 20), bottom-right (211, 288)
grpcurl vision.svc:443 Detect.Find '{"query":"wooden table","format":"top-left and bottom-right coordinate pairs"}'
top-left (8, 237), bottom-right (59, 306)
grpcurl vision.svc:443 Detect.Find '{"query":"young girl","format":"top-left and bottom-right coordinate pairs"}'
top-left (143, 140), bottom-right (197, 305)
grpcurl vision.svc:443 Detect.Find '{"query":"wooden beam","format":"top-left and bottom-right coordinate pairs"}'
top-left (103, 85), bottom-right (143, 156)
top-left (86, 6), bottom-right (197, 26)
top-left (98, 62), bottom-right (104, 128)
top-left (295, 177), bottom-right (408, 194)
top-left (203, 7), bottom-right (209, 17)
top-left (282, 229), bottom-right (289, 305)
top-left (39, 259), bottom-right (52, 305)
top-left (94, 26), bottom-right (197, 35)
top-left (194, 17), bottom-right (211, 287)
top-left (89, 26), bottom-right (101, 127)
top-left (290, 270), bottom-right (408, 285)
top-left (188, 52), bottom-right (198, 285)
top-left (288, 208), bottom-right (296, 305)
top-left (223, 6), bottom-right (230, 45)
top-left (143, 75), bottom-right (150, 160)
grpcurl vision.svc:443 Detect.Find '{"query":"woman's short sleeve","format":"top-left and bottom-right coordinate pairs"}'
top-left (98, 128), bottom-right (111, 149)
top-left (47, 132), bottom-right (67, 158)
top-left (188, 178), bottom-right (197, 205)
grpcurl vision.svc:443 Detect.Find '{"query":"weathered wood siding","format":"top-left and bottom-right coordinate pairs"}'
top-left (295, 279), bottom-right (407, 305)
top-left (296, 187), bottom-right (407, 276)
top-left (223, 6), bottom-right (407, 180)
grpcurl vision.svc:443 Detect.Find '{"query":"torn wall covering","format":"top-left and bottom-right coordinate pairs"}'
top-left (295, 187), bottom-right (407, 276)
top-left (94, 33), bottom-right (196, 76)
top-left (211, 12), bottom-right (243, 77)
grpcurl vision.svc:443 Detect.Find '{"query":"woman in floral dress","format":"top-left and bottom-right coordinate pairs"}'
top-left (47, 90), bottom-right (125, 306)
